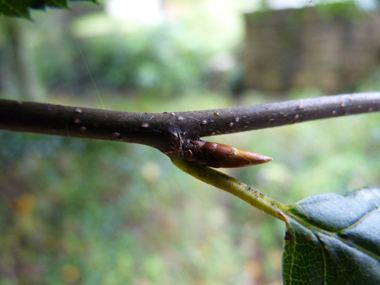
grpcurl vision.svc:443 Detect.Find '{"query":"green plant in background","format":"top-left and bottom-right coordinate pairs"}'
top-left (33, 21), bottom-right (210, 96)
top-left (1, 1), bottom-right (380, 285)
top-left (5, 0), bottom-right (241, 98)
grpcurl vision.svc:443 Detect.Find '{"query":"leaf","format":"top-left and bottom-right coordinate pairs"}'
top-left (0, 0), bottom-right (97, 19)
top-left (171, 156), bottom-right (380, 283)
top-left (282, 187), bottom-right (380, 285)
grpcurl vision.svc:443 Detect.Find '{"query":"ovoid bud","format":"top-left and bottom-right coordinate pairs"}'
top-left (183, 140), bottom-right (272, 168)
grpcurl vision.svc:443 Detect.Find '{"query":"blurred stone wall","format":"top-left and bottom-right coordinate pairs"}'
top-left (243, 7), bottom-right (380, 94)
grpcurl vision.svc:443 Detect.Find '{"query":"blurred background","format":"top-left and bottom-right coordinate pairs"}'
top-left (1, 0), bottom-right (380, 284)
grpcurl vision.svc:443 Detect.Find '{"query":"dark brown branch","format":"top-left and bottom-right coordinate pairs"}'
top-left (0, 92), bottom-right (379, 154)
top-left (178, 92), bottom-right (380, 138)
top-left (0, 100), bottom-right (176, 152)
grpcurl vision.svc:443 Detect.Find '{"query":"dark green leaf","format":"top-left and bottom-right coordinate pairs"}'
top-left (283, 188), bottom-right (380, 284)
top-left (0, 0), bottom-right (31, 19)
top-left (0, 0), bottom-right (97, 19)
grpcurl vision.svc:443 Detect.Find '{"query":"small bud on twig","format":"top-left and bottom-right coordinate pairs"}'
top-left (183, 140), bottom-right (272, 168)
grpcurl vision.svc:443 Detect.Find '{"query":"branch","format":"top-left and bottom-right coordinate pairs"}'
top-left (179, 92), bottom-right (380, 138)
top-left (0, 92), bottom-right (379, 154)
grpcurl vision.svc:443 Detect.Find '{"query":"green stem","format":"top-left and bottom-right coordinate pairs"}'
top-left (171, 157), bottom-right (291, 222)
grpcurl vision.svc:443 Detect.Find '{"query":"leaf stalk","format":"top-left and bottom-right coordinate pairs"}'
top-left (170, 156), bottom-right (291, 222)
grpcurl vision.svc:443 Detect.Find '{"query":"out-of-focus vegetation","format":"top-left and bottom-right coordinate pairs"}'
top-left (17, 0), bottom-right (241, 100)
top-left (1, 1), bottom-right (380, 284)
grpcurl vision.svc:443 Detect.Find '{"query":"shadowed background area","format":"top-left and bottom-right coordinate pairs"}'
top-left (1, 0), bottom-right (380, 284)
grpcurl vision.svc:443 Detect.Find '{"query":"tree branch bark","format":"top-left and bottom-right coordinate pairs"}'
top-left (1, 92), bottom-right (379, 154)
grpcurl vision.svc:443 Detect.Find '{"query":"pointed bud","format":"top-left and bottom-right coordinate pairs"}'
top-left (183, 140), bottom-right (272, 168)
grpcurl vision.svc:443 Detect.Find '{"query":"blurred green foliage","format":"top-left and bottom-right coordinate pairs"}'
top-left (35, 21), bottom-right (208, 97)
top-left (27, 0), bottom-right (242, 99)
top-left (1, 1), bottom-right (380, 284)
top-left (315, 0), bottom-right (362, 20)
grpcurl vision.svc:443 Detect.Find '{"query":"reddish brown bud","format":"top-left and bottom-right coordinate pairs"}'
top-left (183, 140), bottom-right (272, 168)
